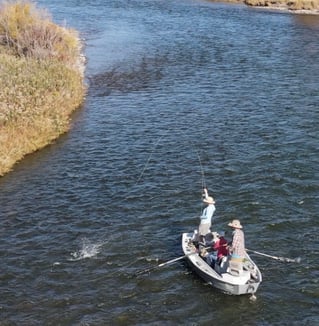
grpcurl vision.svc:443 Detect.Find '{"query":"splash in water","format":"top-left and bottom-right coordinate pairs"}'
top-left (69, 238), bottom-right (104, 261)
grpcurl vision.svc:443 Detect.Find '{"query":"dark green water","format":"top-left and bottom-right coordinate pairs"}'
top-left (1, 1), bottom-right (318, 325)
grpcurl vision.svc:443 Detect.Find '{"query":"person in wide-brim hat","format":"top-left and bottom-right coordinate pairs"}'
top-left (228, 219), bottom-right (246, 263)
top-left (203, 196), bottom-right (215, 205)
top-left (198, 188), bottom-right (216, 244)
top-left (228, 219), bottom-right (242, 229)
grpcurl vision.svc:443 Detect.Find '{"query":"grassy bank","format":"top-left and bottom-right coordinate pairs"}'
top-left (244, 0), bottom-right (319, 11)
top-left (208, 0), bottom-right (319, 11)
top-left (0, 1), bottom-right (86, 176)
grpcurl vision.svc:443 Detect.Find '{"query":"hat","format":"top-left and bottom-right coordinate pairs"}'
top-left (228, 219), bottom-right (243, 229)
top-left (203, 196), bottom-right (215, 204)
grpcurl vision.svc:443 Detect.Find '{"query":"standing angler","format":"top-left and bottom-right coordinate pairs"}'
top-left (227, 219), bottom-right (247, 275)
top-left (198, 188), bottom-right (216, 245)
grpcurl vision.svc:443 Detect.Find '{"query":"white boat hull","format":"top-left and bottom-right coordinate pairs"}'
top-left (182, 232), bottom-right (262, 296)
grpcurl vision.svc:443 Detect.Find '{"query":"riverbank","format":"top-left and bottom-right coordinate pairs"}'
top-left (0, 0), bottom-right (317, 178)
top-left (0, 1), bottom-right (86, 177)
top-left (246, 0), bottom-right (319, 14)
top-left (209, 0), bottom-right (319, 14)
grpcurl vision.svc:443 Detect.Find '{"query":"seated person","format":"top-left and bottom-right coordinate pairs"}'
top-left (213, 231), bottom-right (229, 264)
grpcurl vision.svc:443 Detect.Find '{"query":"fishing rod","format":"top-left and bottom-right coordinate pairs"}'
top-left (246, 249), bottom-right (301, 263)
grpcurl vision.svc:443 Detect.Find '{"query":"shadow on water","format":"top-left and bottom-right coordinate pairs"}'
top-left (88, 55), bottom-right (166, 96)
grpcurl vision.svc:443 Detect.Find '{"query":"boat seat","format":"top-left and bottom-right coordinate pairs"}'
top-left (227, 260), bottom-right (243, 276)
top-left (221, 270), bottom-right (251, 285)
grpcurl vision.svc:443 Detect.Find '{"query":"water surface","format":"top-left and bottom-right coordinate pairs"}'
top-left (1, 1), bottom-right (318, 325)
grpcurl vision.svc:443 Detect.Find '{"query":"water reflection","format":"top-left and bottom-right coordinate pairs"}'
top-left (293, 13), bottom-right (319, 28)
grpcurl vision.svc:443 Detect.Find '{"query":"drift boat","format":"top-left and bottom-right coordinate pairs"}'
top-left (182, 232), bottom-right (262, 296)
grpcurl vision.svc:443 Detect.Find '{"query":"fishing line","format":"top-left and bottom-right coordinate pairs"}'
top-left (182, 130), bottom-right (206, 191)
top-left (135, 125), bottom-right (207, 191)
top-left (130, 123), bottom-right (209, 229)
top-left (102, 117), bottom-right (209, 209)
top-left (135, 132), bottom-right (168, 185)
top-left (101, 120), bottom-right (210, 220)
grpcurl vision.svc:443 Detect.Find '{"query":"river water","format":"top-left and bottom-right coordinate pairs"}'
top-left (1, 0), bottom-right (318, 325)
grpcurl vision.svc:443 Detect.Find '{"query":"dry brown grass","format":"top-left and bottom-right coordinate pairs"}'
top-left (0, 1), bottom-right (86, 176)
top-left (0, 1), bottom-right (82, 65)
top-left (244, 0), bottom-right (319, 10)
top-left (0, 53), bottom-right (85, 176)
top-left (288, 0), bottom-right (318, 10)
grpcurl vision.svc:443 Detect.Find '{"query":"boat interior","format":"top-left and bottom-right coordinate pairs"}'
top-left (184, 231), bottom-right (260, 283)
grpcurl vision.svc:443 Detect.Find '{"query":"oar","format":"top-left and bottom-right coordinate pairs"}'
top-left (246, 249), bottom-right (301, 263)
top-left (135, 247), bottom-right (208, 276)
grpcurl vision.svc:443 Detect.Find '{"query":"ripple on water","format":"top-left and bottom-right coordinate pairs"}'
top-left (1, 0), bottom-right (319, 325)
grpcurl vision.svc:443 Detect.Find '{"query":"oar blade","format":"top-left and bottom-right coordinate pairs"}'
top-left (246, 248), bottom-right (300, 264)
top-left (134, 265), bottom-right (158, 276)
top-left (283, 257), bottom-right (301, 263)
top-left (134, 254), bottom-right (187, 276)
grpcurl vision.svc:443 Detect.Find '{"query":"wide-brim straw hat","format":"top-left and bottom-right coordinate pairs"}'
top-left (228, 219), bottom-right (243, 229)
top-left (203, 196), bottom-right (215, 204)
